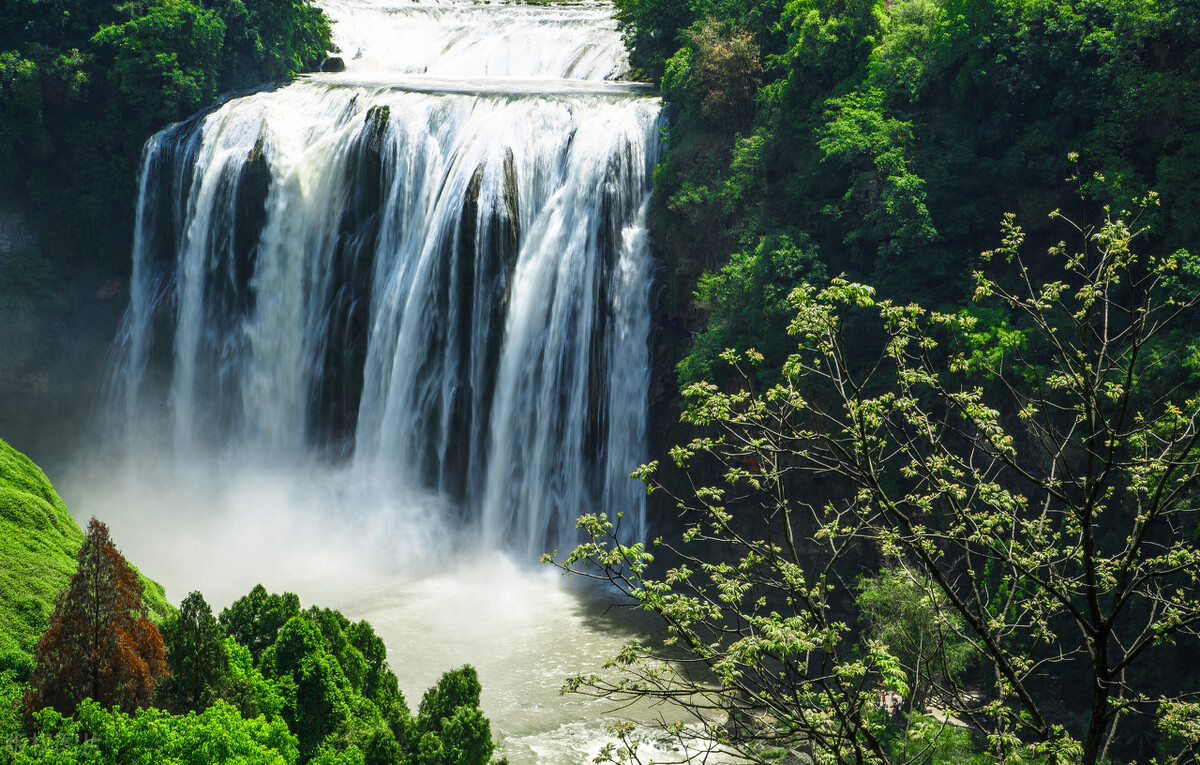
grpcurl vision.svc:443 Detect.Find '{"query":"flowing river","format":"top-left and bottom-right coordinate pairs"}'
top-left (62, 1), bottom-right (675, 762)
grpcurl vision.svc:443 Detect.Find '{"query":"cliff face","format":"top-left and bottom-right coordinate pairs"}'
top-left (0, 205), bottom-right (124, 467)
top-left (0, 206), bottom-right (60, 464)
top-left (0, 208), bottom-right (34, 265)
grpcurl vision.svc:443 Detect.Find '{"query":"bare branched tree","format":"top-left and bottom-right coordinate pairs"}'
top-left (549, 176), bottom-right (1200, 765)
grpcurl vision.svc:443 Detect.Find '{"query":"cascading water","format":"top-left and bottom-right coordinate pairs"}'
top-left (78, 5), bottom-right (678, 761)
top-left (105, 0), bottom-right (659, 560)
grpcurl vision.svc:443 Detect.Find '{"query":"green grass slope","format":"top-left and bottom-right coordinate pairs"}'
top-left (0, 437), bottom-right (171, 657)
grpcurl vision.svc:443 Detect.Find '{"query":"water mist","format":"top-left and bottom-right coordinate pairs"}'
top-left (67, 2), bottom-right (666, 762)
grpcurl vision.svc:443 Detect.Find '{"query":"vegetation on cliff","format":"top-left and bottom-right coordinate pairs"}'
top-left (0, 0), bottom-right (333, 455)
top-left (0, 0), bottom-right (331, 264)
top-left (553, 1), bottom-right (1200, 762)
top-left (628, 0), bottom-right (1200, 390)
top-left (555, 190), bottom-right (1200, 765)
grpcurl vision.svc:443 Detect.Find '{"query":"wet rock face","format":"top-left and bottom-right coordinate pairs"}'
top-left (224, 136), bottom-right (272, 321)
top-left (0, 208), bottom-right (34, 267)
top-left (309, 105), bottom-right (390, 453)
top-left (321, 57), bottom-right (347, 73)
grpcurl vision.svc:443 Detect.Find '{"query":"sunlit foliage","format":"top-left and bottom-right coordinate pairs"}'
top-left (552, 193), bottom-right (1200, 764)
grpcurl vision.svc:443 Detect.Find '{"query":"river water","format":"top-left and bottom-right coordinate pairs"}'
top-left (65, 1), bottom-right (675, 762)
top-left (64, 456), bottom-right (686, 764)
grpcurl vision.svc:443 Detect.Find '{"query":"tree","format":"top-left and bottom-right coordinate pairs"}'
top-left (417, 706), bottom-right (493, 765)
top-left (855, 567), bottom-right (975, 714)
top-left (155, 591), bottom-right (231, 715)
top-left (415, 667), bottom-right (493, 765)
top-left (415, 666), bottom-right (483, 737)
top-left (347, 620), bottom-right (413, 743)
top-left (551, 183), bottom-right (1200, 765)
top-left (259, 615), bottom-right (353, 762)
top-left (24, 517), bottom-right (167, 718)
top-left (220, 584), bottom-right (302, 662)
top-left (92, 0), bottom-right (227, 130)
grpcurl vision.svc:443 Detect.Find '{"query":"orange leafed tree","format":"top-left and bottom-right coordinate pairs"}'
top-left (24, 517), bottom-right (167, 717)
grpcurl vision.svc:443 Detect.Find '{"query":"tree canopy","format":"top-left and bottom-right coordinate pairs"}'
top-left (625, 0), bottom-right (1200, 393)
top-left (552, 187), bottom-right (1200, 764)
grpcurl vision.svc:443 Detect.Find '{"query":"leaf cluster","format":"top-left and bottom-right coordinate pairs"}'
top-left (551, 200), bottom-right (1200, 765)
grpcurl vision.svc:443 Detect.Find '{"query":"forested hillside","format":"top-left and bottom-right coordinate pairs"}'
top-left (633, 0), bottom-right (1200, 397)
top-left (0, 0), bottom-right (331, 458)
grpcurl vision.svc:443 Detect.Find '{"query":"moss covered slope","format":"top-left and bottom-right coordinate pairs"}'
top-left (0, 437), bottom-right (170, 655)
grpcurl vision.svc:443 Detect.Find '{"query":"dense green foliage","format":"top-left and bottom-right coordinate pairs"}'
top-left (0, 0), bottom-right (332, 452)
top-left (2, 580), bottom-right (502, 765)
top-left (221, 585), bottom-right (304, 662)
top-left (174, 586), bottom-right (492, 764)
top-left (555, 202), bottom-right (1200, 764)
top-left (138, 584), bottom-right (499, 764)
top-left (414, 666), bottom-right (494, 765)
top-left (4, 697), bottom-right (298, 764)
top-left (0, 0), bottom-right (330, 260)
top-left (626, 0), bottom-right (1200, 383)
top-left (856, 569), bottom-right (975, 713)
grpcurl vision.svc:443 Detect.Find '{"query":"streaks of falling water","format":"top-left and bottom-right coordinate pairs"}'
top-left (105, 0), bottom-right (659, 558)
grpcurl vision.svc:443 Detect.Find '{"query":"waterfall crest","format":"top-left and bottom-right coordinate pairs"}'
top-left (106, 0), bottom-right (658, 557)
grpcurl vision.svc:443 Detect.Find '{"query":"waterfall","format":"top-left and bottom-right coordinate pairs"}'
top-left (105, 0), bottom-right (659, 559)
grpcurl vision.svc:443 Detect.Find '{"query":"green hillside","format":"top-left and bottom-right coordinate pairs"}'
top-left (0, 437), bottom-right (170, 657)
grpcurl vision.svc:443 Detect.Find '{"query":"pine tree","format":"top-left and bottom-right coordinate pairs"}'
top-left (24, 517), bottom-right (167, 717)
top-left (155, 591), bottom-right (230, 715)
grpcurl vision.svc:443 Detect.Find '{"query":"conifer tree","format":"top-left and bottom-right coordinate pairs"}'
top-left (24, 517), bottom-right (167, 717)
top-left (155, 591), bottom-right (230, 714)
